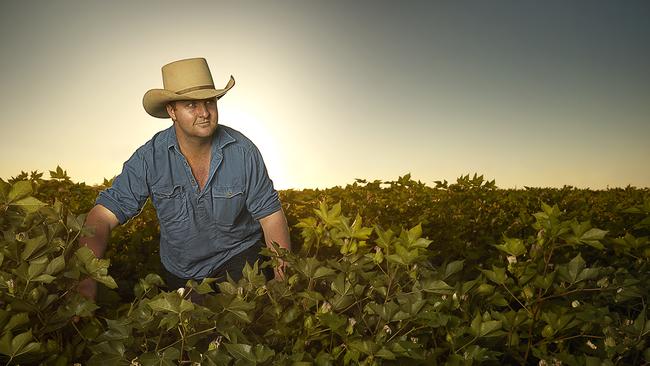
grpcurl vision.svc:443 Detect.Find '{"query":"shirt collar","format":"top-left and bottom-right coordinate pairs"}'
top-left (166, 125), bottom-right (236, 153)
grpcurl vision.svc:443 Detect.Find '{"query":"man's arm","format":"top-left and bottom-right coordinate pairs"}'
top-left (77, 204), bottom-right (120, 300)
top-left (258, 208), bottom-right (291, 280)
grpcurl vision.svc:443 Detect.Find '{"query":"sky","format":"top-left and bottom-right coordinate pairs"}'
top-left (1, 0), bottom-right (648, 190)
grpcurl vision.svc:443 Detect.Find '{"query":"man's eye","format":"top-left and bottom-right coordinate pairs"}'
top-left (186, 103), bottom-right (195, 108)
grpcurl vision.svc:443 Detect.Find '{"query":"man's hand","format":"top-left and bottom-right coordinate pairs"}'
top-left (259, 209), bottom-right (291, 281)
top-left (274, 258), bottom-right (287, 281)
top-left (78, 277), bottom-right (98, 301)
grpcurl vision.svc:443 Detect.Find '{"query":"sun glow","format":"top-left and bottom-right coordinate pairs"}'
top-left (220, 105), bottom-right (290, 190)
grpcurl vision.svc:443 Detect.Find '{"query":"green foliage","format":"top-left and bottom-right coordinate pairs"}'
top-left (1, 169), bottom-right (649, 364)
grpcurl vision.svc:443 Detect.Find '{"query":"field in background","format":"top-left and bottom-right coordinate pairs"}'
top-left (1, 168), bottom-right (648, 365)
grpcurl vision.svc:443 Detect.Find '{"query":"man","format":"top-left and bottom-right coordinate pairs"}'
top-left (79, 58), bottom-right (291, 300)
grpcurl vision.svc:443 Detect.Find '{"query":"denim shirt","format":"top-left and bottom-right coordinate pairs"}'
top-left (95, 124), bottom-right (282, 279)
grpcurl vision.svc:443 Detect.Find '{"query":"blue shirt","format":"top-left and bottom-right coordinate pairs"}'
top-left (95, 124), bottom-right (282, 279)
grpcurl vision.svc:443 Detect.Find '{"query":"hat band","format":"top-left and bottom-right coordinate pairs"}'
top-left (175, 84), bottom-right (215, 94)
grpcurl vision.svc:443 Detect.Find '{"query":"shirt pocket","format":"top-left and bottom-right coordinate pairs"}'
top-left (152, 185), bottom-right (189, 224)
top-left (211, 185), bottom-right (245, 226)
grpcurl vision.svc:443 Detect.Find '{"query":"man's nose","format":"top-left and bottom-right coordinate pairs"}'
top-left (196, 102), bottom-right (209, 117)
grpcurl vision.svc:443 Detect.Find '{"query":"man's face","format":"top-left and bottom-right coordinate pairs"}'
top-left (166, 97), bottom-right (219, 140)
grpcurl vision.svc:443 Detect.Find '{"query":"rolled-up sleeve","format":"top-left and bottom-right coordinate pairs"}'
top-left (95, 149), bottom-right (150, 224)
top-left (244, 143), bottom-right (281, 220)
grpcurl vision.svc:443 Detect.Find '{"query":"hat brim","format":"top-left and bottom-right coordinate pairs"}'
top-left (143, 76), bottom-right (235, 118)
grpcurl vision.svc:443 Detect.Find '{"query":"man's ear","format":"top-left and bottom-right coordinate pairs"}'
top-left (166, 103), bottom-right (176, 120)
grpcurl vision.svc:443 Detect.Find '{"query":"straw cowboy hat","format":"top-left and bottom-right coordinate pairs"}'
top-left (143, 58), bottom-right (235, 118)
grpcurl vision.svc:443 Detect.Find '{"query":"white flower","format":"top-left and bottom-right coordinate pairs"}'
top-left (383, 325), bottom-right (392, 334)
top-left (507, 256), bottom-right (517, 264)
top-left (571, 300), bottom-right (580, 308)
top-left (320, 301), bottom-right (332, 313)
top-left (586, 340), bottom-right (597, 350)
top-left (348, 318), bottom-right (357, 327)
top-left (176, 287), bottom-right (185, 297)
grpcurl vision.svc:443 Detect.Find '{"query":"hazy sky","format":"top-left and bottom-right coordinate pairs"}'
top-left (1, 0), bottom-right (648, 189)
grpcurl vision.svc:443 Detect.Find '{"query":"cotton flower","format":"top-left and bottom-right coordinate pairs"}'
top-left (320, 301), bottom-right (332, 314)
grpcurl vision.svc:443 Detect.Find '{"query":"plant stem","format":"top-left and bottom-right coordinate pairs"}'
top-left (501, 283), bottom-right (532, 316)
top-left (178, 325), bottom-right (185, 363)
top-left (457, 336), bottom-right (478, 353)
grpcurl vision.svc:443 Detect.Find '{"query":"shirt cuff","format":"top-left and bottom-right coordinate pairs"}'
top-left (252, 200), bottom-right (282, 221)
top-left (95, 194), bottom-right (128, 225)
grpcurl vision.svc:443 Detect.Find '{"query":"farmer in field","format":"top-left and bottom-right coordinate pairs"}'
top-left (78, 58), bottom-right (291, 300)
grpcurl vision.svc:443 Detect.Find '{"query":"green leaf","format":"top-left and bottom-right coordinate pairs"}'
top-left (576, 267), bottom-right (601, 283)
top-left (365, 301), bottom-right (399, 322)
top-left (178, 299), bottom-right (194, 314)
top-left (494, 237), bottom-right (527, 257)
top-left (10, 196), bottom-right (47, 213)
top-left (32, 274), bottom-right (56, 283)
top-left (224, 343), bottom-right (255, 362)
top-left (419, 279), bottom-right (454, 294)
top-left (313, 266), bottom-right (336, 279)
top-left (8, 181), bottom-right (32, 201)
top-left (580, 228), bottom-right (608, 249)
top-left (27, 257), bottom-right (48, 279)
top-left (140, 348), bottom-right (180, 366)
top-left (3, 313), bottom-right (29, 333)
top-left (407, 224), bottom-right (423, 242)
top-left (581, 228), bottom-right (608, 241)
top-left (470, 313), bottom-right (481, 336)
top-left (46, 255), bottom-right (65, 275)
top-left (318, 312), bottom-right (347, 331)
top-left (0, 331), bottom-right (11, 356)
top-left (444, 260), bottom-right (464, 279)
top-left (11, 329), bottom-right (38, 356)
top-left (315, 201), bottom-right (342, 226)
top-left (72, 297), bottom-right (100, 317)
top-left (376, 347), bottom-right (396, 360)
top-left (482, 266), bottom-right (507, 285)
top-left (479, 320), bottom-right (502, 337)
top-left (385, 254), bottom-right (406, 266)
top-left (349, 339), bottom-right (379, 356)
top-left (20, 235), bottom-right (48, 261)
top-left (87, 341), bottom-right (127, 365)
top-left (567, 254), bottom-right (586, 283)
top-left (148, 296), bottom-right (179, 314)
top-left (74, 247), bottom-right (118, 288)
top-left (252, 344), bottom-right (275, 363)
top-left (194, 277), bottom-right (217, 295)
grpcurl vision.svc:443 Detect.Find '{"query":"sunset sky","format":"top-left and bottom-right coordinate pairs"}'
top-left (1, 0), bottom-right (648, 190)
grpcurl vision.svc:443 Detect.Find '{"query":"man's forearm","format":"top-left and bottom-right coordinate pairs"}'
top-left (80, 205), bottom-right (120, 258)
top-left (78, 204), bottom-right (119, 300)
top-left (259, 208), bottom-right (291, 252)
